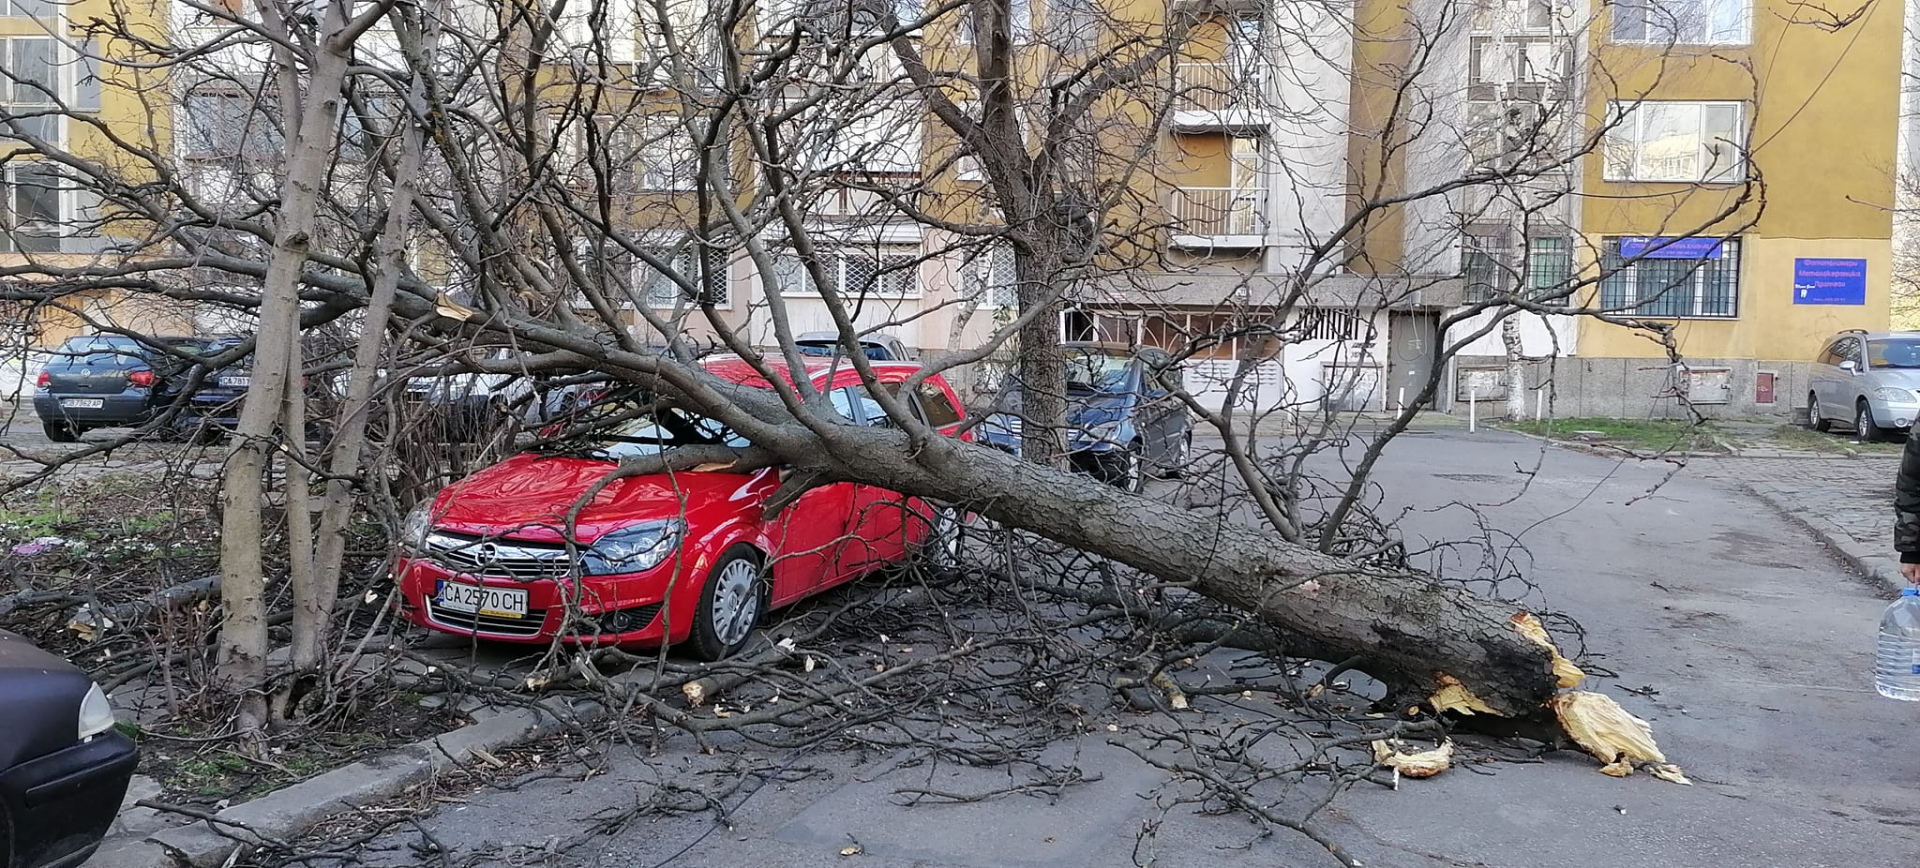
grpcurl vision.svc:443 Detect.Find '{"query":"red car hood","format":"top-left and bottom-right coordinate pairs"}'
top-left (426, 453), bottom-right (769, 543)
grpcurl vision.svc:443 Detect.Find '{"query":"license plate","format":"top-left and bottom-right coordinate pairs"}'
top-left (59, 398), bottom-right (104, 409)
top-left (434, 581), bottom-right (528, 618)
top-left (221, 376), bottom-right (251, 388)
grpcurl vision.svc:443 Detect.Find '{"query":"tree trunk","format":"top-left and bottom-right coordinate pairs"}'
top-left (216, 0), bottom-right (358, 731)
top-left (1015, 247), bottom-right (1066, 466)
top-left (312, 4), bottom-right (440, 685)
top-left (1503, 316), bottom-right (1527, 420)
top-left (813, 428), bottom-right (1563, 721)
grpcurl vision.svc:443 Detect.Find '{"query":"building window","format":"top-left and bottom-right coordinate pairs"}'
top-left (2, 161), bottom-right (62, 253)
top-left (1599, 236), bottom-right (1740, 318)
top-left (959, 0), bottom-right (1033, 44)
top-left (1296, 308), bottom-right (1364, 342)
top-left (1526, 237), bottom-right (1573, 305)
top-left (963, 244), bottom-right (1018, 307)
top-left (1602, 101), bottom-right (1745, 183)
top-left (0, 37), bottom-right (57, 143)
top-left (1463, 231), bottom-right (1512, 301)
top-left (183, 87), bottom-right (283, 162)
top-left (629, 115), bottom-right (700, 191)
top-left (0, 0), bottom-right (54, 17)
top-left (1044, 0), bottom-right (1100, 54)
top-left (637, 246), bottom-right (730, 307)
top-left (1611, 0), bottom-right (1750, 45)
top-left (770, 245), bottom-right (920, 298)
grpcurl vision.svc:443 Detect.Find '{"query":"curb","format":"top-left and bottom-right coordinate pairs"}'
top-left (1742, 483), bottom-right (1906, 596)
top-left (84, 691), bottom-right (613, 868)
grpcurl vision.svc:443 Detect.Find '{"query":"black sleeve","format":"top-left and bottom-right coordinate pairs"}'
top-left (1895, 432), bottom-right (1920, 557)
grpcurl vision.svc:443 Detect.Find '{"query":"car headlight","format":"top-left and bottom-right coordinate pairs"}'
top-left (400, 502), bottom-right (433, 548)
top-left (582, 520), bottom-right (682, 576)
top-left (1079, 418), bottom-right (1125, 443)
top-left (78, 682), bottom-right (115, 741)
top-left (1871, 387), bottom-right (1919, 404)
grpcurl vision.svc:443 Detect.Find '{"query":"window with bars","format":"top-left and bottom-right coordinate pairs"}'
top-left (183, 88), bottom-right (283, 162)
top-left (1463, 231), bottom-right (1512, 302)
top-left (1296, 308), bottom-right (1364, 342)
top-left (1526, 237), bottom-right (1573, 306)
top-left (1599, 237), bottom-right (1740, 318)
top-left (770, 245), bottom-right (919, 298)
top-left (637, 246), bottom-right (731, 307)
top-left (962, 244), bottom-right (1018, 307)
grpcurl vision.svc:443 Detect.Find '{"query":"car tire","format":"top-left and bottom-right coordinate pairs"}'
top-left (686, 545), bottom-right (765, 662)
top-left (1111, 441), bottom-right (1145, 494)
top-left (917, 503), bottom-right (964, 578)
top-left (191, 423), bottom-right (227, 446)
top-left (1805, 393), bottom-right (1831, 432)
top-left (42, 420), bottom-right (78, 443)
top-left (1152, 430), bottom-right (1192, 480)
top-left (1857, 400), bottom-right (1885, 442)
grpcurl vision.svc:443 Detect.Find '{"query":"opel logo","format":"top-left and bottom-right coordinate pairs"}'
top-left (477, 542), bottom-right (499, 562)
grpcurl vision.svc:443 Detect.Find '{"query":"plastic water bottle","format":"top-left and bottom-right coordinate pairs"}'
top-left (1875, 587), bottom-right (1920, 701)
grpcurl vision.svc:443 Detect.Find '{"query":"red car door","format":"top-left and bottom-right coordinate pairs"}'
top-left (766, 477), bottom-right (855, 606)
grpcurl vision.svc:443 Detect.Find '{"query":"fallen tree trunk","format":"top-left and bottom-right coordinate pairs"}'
top-left (802, 428), bottom-right (1564, 723)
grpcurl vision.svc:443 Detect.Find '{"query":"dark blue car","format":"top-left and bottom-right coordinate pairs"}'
top-left (30, 335), bottom-right (213, 442)
top-left (978, 343), bottom-right (1193, 491)
top-left (0, 629), bottom-right (137, 868)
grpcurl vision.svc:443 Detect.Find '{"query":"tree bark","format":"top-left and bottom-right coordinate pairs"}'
top-left (311, 3), bottom-right (440, 685)
top-left (1503, 317), bottom-right (1527, 420)
top-left (801, 427), bottom-right (1562, 720)
top-left (216, 0), bottom-right (359, 731)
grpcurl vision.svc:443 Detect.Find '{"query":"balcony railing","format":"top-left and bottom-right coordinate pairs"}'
top-left (1168, 187), bottom-right (1266, 240)
top-left (1176, 62), bottom-right (1264, 114)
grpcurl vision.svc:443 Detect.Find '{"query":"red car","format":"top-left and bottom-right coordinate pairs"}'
top-left (395, 357), bottom-right (969, 660)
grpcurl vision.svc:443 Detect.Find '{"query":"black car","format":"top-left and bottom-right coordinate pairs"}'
top-left (0, 629), bottom-right (137, 868)
top-left (30, 335), bottom-right (211, 442)
top-left (978, 343), bottom-right (1194, 491)
top-left (170, 336), bottom-right (253, 442)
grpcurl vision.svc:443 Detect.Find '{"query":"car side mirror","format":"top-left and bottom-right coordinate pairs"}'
top-left (1841, 360), bottom-right (1859, 373)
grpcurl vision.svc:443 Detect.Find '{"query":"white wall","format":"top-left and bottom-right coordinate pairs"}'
top-left (1261, 1), bottom-right (1355, 272)
top-left (1445, 309), bottom-right (1578, 358)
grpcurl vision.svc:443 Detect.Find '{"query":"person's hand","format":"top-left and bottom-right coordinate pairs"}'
top-left (1902, 562), bottom-right (1920, 585)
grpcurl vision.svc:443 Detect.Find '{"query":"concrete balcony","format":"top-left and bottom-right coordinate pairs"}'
top-left (1168, 186), bottom-right (1266, 249)
top-left (1171, 62), bottom-right (1268, 132)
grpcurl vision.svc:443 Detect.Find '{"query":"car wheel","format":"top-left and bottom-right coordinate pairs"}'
top-left (1152, 430), bottom-right (1192, 480)
top-left (1857, 400), bottom-right (1885, 442)
top-left (1110, 441), bottom-right (1145, 494)
top-left (1806, 393), bottom-right (1831, 432)
top-left (918, 503), bottom-right (964, 577)
top-left (42, 420), bottom-right (78, 443)
top-left (687, 545), bottom-right (764, 662)
top-left (191, 423), bottom-right (228, 446)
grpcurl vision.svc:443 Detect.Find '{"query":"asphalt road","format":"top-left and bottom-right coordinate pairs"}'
top-left (313, 424), bottom-right (1915, 868)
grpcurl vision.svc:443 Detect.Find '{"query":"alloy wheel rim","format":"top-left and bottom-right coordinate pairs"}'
top-left (1809, 400), bottom-right (1819, 427)
top-left (711, 558), bottom-right (759, 645)
top-left (932, 507), bottom-right (960, 567)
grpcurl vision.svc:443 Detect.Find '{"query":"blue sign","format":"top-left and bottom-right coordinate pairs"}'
top-left (1792, 258), bottom-right (1868, 306)
top-left (1620, 236), bottom-right (1724, 259)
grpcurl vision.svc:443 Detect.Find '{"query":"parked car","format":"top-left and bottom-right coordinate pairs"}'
top-left (1807, 329), bottom-right (1920, 440)
top-left (793, 332), bottom-right (912, 361)
top-left (170, 335), bottom-right (255, 442)
top-left (394, 350), bottom-right (535, 443)
top-left (0, 628), bottom-right (137, 868)
top-left (394, 357), bottom-right (971, 660)
top-left (30, 334), bottom-right (212, 442)
top-left (977, 342), bottom-right (1193, 491)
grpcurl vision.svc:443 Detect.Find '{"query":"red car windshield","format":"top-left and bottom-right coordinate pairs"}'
top-left (541, 390), bottom-right (751, 460)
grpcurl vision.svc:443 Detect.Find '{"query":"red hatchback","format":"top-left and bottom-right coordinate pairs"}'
top-left (394, 357), bottom-right (969, 660)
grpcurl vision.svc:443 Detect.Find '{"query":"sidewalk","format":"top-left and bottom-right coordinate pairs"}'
top-left (1673, 456), bottom-right (1908, 594)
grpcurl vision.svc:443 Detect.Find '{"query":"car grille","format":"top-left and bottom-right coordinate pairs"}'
top-left (420, 532), bottom-right (576, 581)
top-left (423, 598), bottom-right (549, 637)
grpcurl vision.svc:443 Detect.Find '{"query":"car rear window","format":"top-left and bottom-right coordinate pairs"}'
top-left (51, 336), bottom-right (143, 366)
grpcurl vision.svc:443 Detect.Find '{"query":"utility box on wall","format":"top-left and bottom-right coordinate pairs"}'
top-left (1681, 366), bottom-right (1733, 405)
top-left (1456, 367), bottom-right (1507, 402)
top-left (1755, 371), bottom-right (1776, 405)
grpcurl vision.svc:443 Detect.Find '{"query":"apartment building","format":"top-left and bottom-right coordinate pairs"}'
top-left (551, 0), bottom-right (1900, 420)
